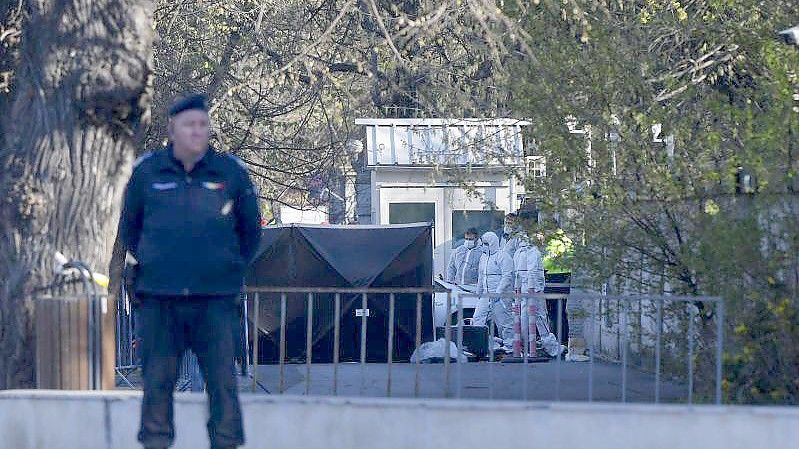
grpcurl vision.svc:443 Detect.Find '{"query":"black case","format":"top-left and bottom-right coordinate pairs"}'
top-left (435, 325), bottom-right (489, 359)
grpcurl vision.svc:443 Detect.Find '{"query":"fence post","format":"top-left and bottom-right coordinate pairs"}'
top-left (716, 298), bottom-right (724, 405)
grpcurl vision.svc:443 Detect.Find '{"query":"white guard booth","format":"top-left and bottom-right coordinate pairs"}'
top-left (354, 118), bottom-right (533, 325)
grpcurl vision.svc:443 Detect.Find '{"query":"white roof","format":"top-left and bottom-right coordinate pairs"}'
top-left (354, 118), bottom-right (531, 127)
top-left (268, 222), bottom-right (431, 229)
top-left (356, 118), bottom-right (531, 167)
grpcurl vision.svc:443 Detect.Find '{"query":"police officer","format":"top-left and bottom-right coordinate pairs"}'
top-left (544, 229), bottom-right (573, 348)
top-left (119, 94), bottom-right (261, 449)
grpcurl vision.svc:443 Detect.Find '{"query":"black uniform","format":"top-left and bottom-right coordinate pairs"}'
top-left (120, 144), bottom-right (261, 449)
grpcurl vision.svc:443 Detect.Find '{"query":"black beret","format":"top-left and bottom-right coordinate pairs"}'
top-left (168, 94), bottom-right (208, 117)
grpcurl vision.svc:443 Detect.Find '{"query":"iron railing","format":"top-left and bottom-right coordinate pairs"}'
top-left (106, 284), bottom-right (723, 404)
top-left (114, 286), bottom-right (204, 391)
top-left (244, 286), bottom-right (724, 404)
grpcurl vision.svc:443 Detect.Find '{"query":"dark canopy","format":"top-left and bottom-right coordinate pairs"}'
top-left (246, 223), bottom-right (433, 362)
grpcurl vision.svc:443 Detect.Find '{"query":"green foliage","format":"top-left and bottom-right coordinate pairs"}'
top-left (510, 0), bottom-right (799, 404)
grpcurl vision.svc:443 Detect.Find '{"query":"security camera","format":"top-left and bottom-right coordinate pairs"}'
top-left (778, 25), bottom-right (799, 46)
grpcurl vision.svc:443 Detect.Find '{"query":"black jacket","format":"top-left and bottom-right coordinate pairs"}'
top-left (119, 145), bottom-right (261, 296)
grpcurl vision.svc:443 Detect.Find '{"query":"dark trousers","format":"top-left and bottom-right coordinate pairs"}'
top-left (137, 295), bottom-right (244, 449)
top-left (546, 298), bottom-right (570, 346)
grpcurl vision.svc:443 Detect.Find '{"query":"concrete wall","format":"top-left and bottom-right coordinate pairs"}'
top-left (1, 390), bottom-right (797, 449)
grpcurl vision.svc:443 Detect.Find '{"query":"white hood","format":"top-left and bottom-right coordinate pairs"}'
top-left (481, 232), bottom-right (500, 255)
top-left (517, 233), bottom-right (530, 248)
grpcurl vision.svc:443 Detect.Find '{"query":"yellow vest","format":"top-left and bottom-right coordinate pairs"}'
top-left (543, 230), bottom-right (573, 274)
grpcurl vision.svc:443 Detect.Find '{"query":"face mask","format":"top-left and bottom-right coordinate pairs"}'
top-left (464, 239), bottom-right (476, 249)
top-left (503, 225), bottom-right (513, 234)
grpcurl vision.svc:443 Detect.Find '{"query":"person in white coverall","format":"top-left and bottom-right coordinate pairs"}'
top-left (446, 227), bottom-right (482, 286)
top-left (514, 235), bottom-right (549, 354)
top-left (500, 213), bottom-right (521, 257)
top-left (474, 232), bottom-right (515, 352)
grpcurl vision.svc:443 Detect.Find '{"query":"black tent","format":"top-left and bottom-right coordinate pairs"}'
top-left (246, 223), bottom-right (434, 363)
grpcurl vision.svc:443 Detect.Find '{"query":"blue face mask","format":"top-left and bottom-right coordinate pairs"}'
top-left (464, 239), bottom-right (477, 249)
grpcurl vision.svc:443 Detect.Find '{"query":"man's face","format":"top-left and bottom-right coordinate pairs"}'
top-left (169, 109), bottom-right (210, 156)
top-left (464, 233), bottom-right (478, 243)
top-left (504, 216), bottom-right (515, 227)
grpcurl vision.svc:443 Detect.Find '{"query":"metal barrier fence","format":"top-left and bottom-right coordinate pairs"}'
top-left (582, 293), bottom-right (725, 404)
top-left (115, 286), bottom-right (137, 388)
top-left (246, 287), bottom-right (724, 404)
top-left (246, 287), bottom-right (437, 397)
top-left (114, 286), bottom-right (203, 391)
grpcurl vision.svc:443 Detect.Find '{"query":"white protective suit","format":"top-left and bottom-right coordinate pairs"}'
top-left (446, 241), bottom-right (482, 286)
top-left (514, 238), bottom-right (549, 347)
top-left (474, 232), bottom-right (516, 347)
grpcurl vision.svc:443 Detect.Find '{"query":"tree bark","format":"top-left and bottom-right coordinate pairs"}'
top-left (0, 0), bottom-right (153, 389)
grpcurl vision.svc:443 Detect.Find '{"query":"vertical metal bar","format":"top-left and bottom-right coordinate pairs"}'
top-left (637, 297), bottom-right (643, 359)
top-left (443, 291), bottom-right (452, 398)
top-left (360, 293), bottom-right (368, 396)
top-left (97, 294), bottom-right (104, 390)
top-left (597, 296), bottom-right (603, 355)
top-left (252, 292), bottom-right (260, 393)
top-left (125, 291), bottom-right (133, 367)
top-left (93, 294), bottom-right (100, 390)
top-left (96, 294), bottom-right (103, 390)
top-left (415, 293), bottom-right (422, 398)
top-left (621, 299), bottom-right (628, 403)
top-left (333, 293), bottom-right (341, 396)
top-left (86, 293), bottom-right (92, 390)
top-left (556, 297), bottom-right (563, 401)
top-left (305, 292), bottom-right (313, 395)
top-left (456, 293), bottom-right (464, 399)
top-left (616, 299), bottom-right (621, 363)
top-left (688, 303), bottom-right (695, 404)
top-left (242, 297), bottom-right (250, 374)
top-left (588, 296), bottom-right (595, 402)
top-left (488, 307), bottom-right (495, 400)
top-left (655, 297), bottom-right (663, 403)
top-left (86, 294), bottom-right (93, 389)
top-left (716, 299), bottom-right (724, 405)
top-left (279, 293), bottom-right (287, 394)
top-left (387, 293), bottom-right (395, 397)
top-left (116, 294), bottom-right (122, 371)
top-left (522, 298), bottom-right (529, 402)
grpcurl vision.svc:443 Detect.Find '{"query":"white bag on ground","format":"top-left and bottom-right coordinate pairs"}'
top-left (410, 338), bottom-right (468, 363)
top-left (540, 332), bottom-right (565, 357)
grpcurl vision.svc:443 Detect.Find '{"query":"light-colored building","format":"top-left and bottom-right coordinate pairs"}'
top-left (352, 118), bottom-right (533, 277)
top-left (279, 205), bottom-right (329, 225)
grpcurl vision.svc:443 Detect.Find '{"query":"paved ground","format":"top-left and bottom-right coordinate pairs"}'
top-left (244, 359), bottom-right (689, 403)
top-left (118, 359), bottom-right (689, 403)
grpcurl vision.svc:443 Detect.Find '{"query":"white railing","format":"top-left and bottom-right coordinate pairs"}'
top-left (356, 118), bottom-right (531, 166)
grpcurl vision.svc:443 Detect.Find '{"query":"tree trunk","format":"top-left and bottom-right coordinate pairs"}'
top-left (0, 0), bottom-right (153, 389)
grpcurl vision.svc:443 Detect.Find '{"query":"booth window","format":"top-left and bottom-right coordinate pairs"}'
top-left (389, 202), bottom-right (436, 225)
top-left (451, 210), bottom-right (505, 248)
